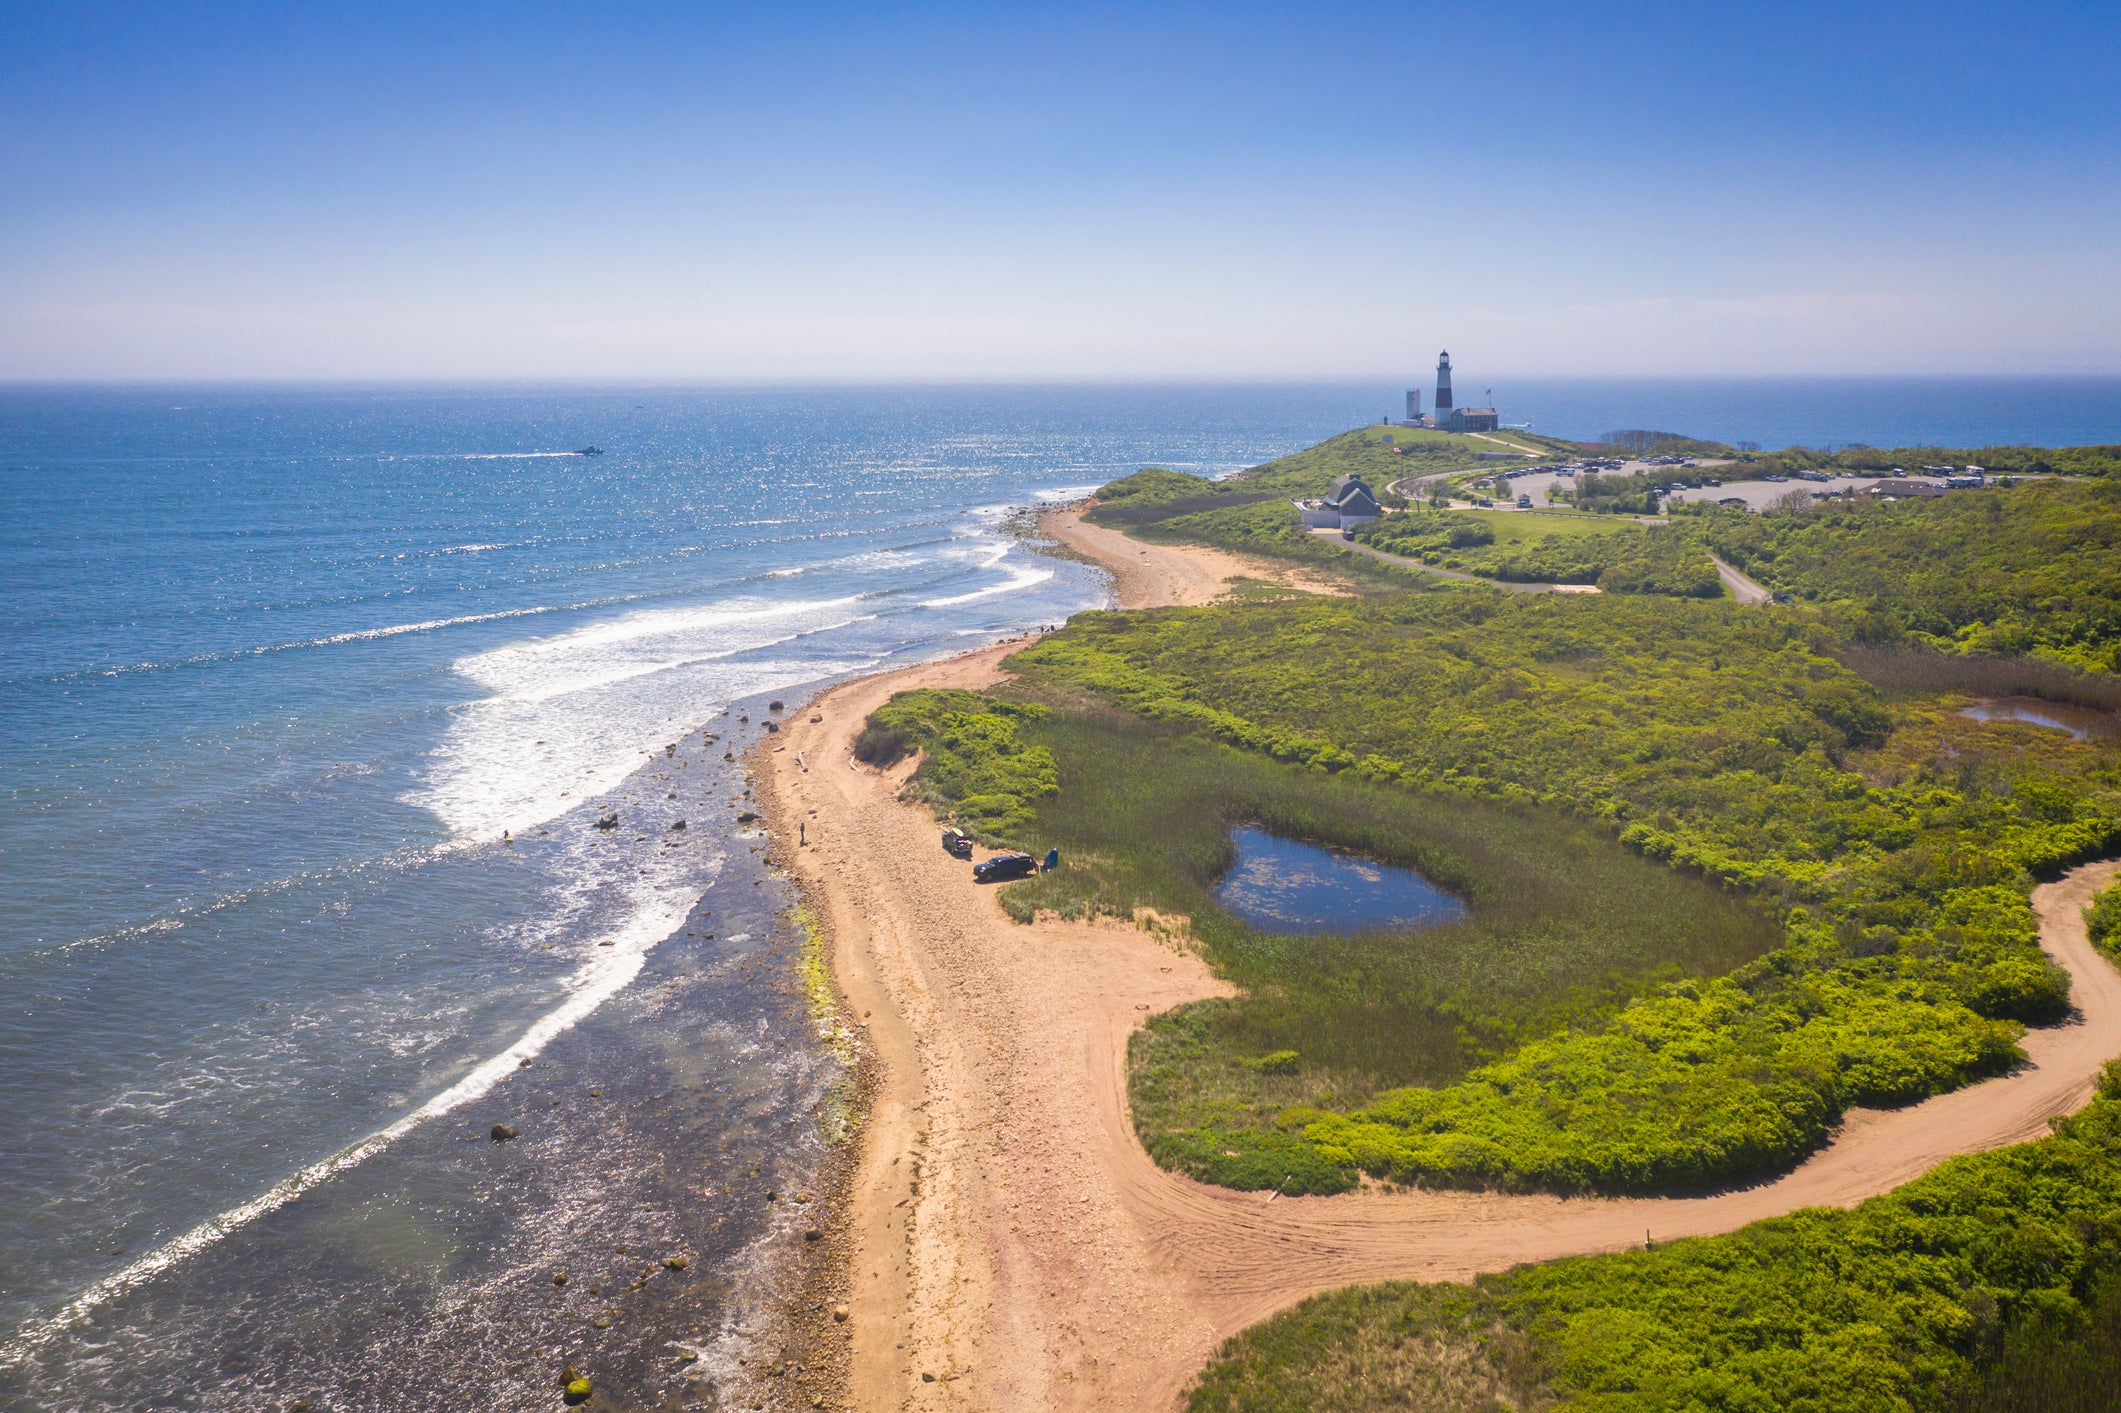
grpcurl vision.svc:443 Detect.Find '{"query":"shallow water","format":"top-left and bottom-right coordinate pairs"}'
top-left (1212, 827), bottom-right (1467, 935)
top-left (1959, 696), bottom-right (2117, 741)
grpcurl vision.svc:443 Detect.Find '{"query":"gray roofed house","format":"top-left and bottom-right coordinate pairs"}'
top-left (1328, 473), bottom-right (1382, 521)
top-left (1297, 472), bottom-right (1384, 529)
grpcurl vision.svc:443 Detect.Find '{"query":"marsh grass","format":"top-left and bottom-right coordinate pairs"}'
top-left (988, 711), bottom-right (1780, 1166)
top-left (1839, 642), bottom-right (2121, 717)
top-left (1217, 575), bottom-right (1322, 603)
top-left (1185, 1282), bottom-right (1555, 1413)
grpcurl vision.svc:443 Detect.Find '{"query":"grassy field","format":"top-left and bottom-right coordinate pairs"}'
top-left (1094, 429), bottom-right (1562, 511)
top-left (1461, 508), bottom-right (1636, 542)
top-left (1354, 509), bottom-right (1722, 596)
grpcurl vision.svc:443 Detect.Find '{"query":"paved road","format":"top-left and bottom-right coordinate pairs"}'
top-left (1709, 553), bottom-right (1773, 605)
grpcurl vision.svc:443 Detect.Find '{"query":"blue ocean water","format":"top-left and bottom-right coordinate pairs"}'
top-left (1, 377), bottom-right (2116, 1408)
top-left (0, 383), bottom-right (1381, 1410)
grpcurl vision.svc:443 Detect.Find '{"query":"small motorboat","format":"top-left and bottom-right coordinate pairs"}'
top-left (576, 446), bottom-right (604, 456)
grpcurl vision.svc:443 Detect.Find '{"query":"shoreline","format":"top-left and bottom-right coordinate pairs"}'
top-left (756, 503), bottom-right (2121, 1412)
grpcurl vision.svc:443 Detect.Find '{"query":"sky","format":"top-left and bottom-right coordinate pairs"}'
top-left (2, 2), bottom-right (2118, 380)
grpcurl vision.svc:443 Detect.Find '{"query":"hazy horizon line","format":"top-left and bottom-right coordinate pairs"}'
top-left (8, 371), bottom-right (2121, 390)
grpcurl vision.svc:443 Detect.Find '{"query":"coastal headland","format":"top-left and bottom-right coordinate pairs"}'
top-left (759, 505), bottom-right (2121, 1412)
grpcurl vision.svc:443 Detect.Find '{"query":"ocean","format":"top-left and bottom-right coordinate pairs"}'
top-left (0, 384), bottom-right (1384, 1411)
top-left (3, 378), bottom-right (2118, 1410)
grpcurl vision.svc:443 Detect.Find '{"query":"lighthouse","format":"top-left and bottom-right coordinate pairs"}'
top-left (1434, 351), bottom-right (1455, 429)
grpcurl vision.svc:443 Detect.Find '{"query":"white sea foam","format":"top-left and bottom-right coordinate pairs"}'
top-left (919, 563), bottom-right (1055, 608)
top-left (287, 605), bottom-right (564, 651)
top-left (77, 603), bottom-right (587, 680)
top-left (410, 595), bottom-right (882, 841)
top-left (829, 548), bottom-right (933, 572)
top-left (0, 868), bottom-right (705, 1367)
top-left (1033, 483), bottom-right (1103, 503)
top-left (423, 451), bottom-right (583, 461)
top-left (934, 536), bottom-right (1013, 572)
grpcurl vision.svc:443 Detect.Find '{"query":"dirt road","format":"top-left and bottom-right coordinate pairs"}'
top-left (760, 519), bottom-right (2121, 1413)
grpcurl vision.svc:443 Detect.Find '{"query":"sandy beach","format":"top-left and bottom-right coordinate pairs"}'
top-left (759, 505), bottom-right (2121, 1413)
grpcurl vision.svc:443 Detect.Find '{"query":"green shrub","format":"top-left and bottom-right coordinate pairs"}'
top-left (1191, 1087), bottom-right (2121, 1412)
top-left (999, 594), bottom-right (2112, 1193)
top-left (1355, 512), bottom-right (1722, 596)
top-left (858, 689), bottom-right (1058, 839)
top-left (1699, 480), bottom-right (2121, 670)
top-left (2089, 880), bottom-right (2121, 961)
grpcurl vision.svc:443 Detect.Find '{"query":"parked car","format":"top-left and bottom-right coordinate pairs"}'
top-left (973, 851), bottom-right (1036, 883)
top-left (941, 827), bottom-right (973, 859)
top-left (1516, 495), bottom-right (1532, 508)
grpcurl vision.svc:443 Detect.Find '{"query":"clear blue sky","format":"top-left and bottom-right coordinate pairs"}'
top-left (3, 2), bottom-right (2117, 379)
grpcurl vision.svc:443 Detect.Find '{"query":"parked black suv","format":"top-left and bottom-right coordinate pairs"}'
top-left (972, 851), bottom-right (1036, 883)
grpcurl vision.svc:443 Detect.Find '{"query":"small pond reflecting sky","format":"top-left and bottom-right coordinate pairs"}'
top-left (1211, 827), bottom-right (1468, 935)
top-left (1959, 696), bottom-right (2117, 741)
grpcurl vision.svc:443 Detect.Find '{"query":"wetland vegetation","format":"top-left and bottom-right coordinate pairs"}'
top-left (854, 692), bottom-right (1779, 1193)
top-left (863, 585), bottom-right (2121, 1194)
top-left (865, 430), bottom-right (2121, 1406)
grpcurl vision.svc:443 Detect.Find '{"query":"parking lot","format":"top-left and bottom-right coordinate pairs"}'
top-left (1443, 461), bottom-right (1950, 515)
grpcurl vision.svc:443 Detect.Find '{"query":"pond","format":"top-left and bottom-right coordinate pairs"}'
top-left (1211, 826), bottom-right (1469, 935)
top-left (1959, 696), bottom-right (2117, 741)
